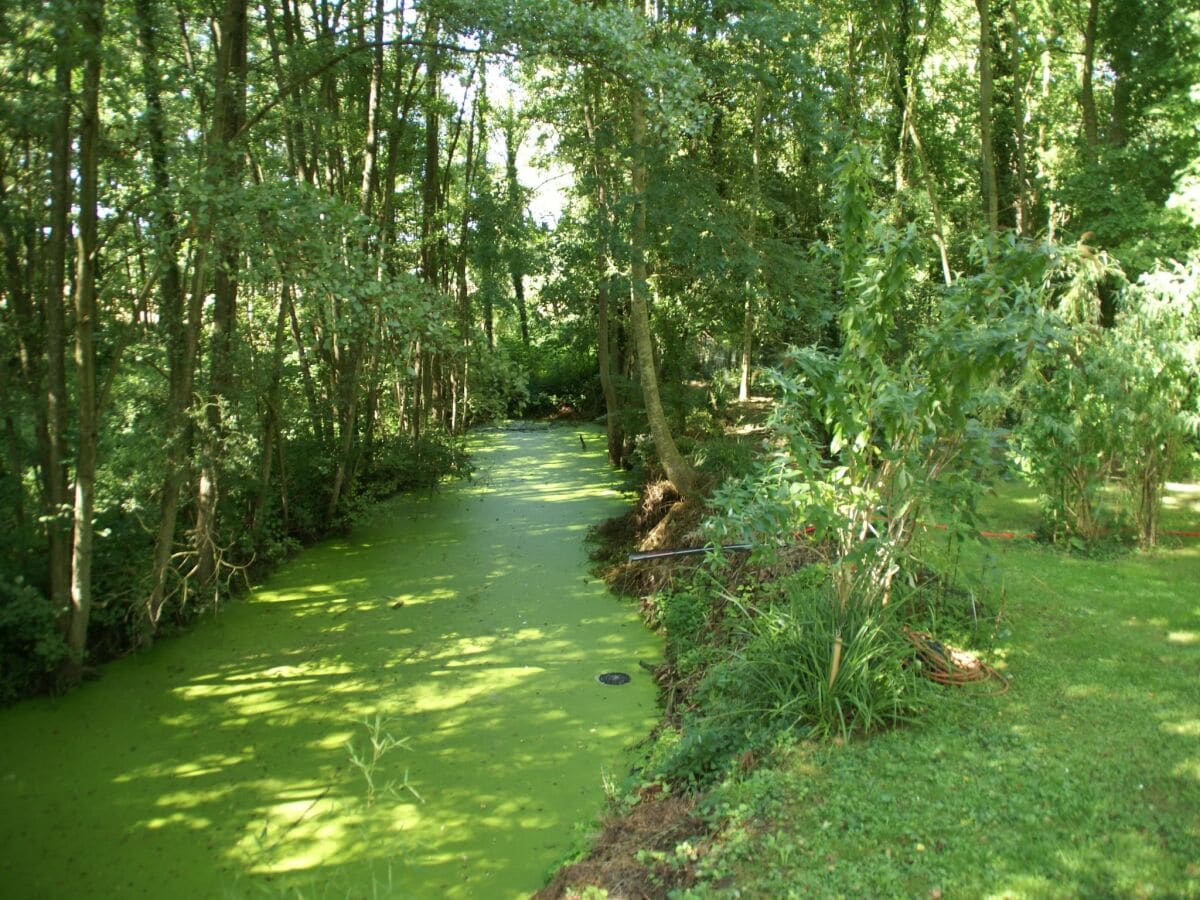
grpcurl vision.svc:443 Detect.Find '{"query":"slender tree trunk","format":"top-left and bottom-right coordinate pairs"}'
top-left (276, 427), bottom-right (290, 530)
top-left (1080, 0), bottom-right (1099, 160)
top-left (359, 0), bottom-right (385, 215)
top-left (0, 340), bottom-right (25, 529)
top-left (597, 274), bottom-right (625, 466)
top-left (902, 77), bottom-right (954, 284)
top-left (584, 76), bottom-right (625, 466)
top-left (66, 0), bottom-right (105, 667)
top-left (251, 283), bottom-right (290, 536)
top-left (1038, 26), bottom-right (1059, 240)
top-left (378, 19), bottom-right (425, 276)
top-left (420, 38), bottom-right (441, 287)
top-left (629, 86), bottom-right (698, 502)
top-left (277, 0), bottom-right (313, 182)
top-left (137, 0), bottom-right (201, 629)
top-left (326, 344), bottom-right (362, 520)
top-left (45, 30), bottom-right (73, 622)
top-left (503, 118), bottom-right (530, 348)
top-left (890, 0), bottom-right (913, 191)
top-left (286, 289), bottom-right (325, 443)
top-left (975, 0), bottom-right (1000, 230)
top-left (361, 343), bottom-right (381, 462)
top-left (195, 0), bottom-right (249, 595)
top-left (1009, 0), bottom-right (1032, 235)
top-left (738, 88), bottom-right (763, 403)
top-left (483, 290), bottom-right (495, 349)
top-left (454, 87), bottom-right (480, 432)
top-left (513, 272), bottom-right (530, 347)
top-left (320, 0), bottom-right (386, 520)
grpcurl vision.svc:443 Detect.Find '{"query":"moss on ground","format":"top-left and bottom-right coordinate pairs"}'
top-left (0, 425), bottom-right (661, 898)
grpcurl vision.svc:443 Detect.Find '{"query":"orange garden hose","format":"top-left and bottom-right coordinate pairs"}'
top-left (903, 627), bottom-right (1010, 695)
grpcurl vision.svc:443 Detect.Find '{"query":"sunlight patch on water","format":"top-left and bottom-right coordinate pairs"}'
top-left (0, 425), bottom-right (660, 897)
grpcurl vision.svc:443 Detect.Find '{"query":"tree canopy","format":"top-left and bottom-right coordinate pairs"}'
top-left (1, 0), bottom-right (1198, 694)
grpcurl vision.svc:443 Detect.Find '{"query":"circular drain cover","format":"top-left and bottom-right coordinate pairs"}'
top-left (596, 672), bottom-right (631, 686)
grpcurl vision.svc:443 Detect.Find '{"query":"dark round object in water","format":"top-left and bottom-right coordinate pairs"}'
top-left (596, 672), bottom-right (631, 686)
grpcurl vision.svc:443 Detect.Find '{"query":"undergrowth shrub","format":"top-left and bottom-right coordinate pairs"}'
top-left (519, 338), bottom-right (597, 417)
top-left (652, 568), bottom-right (930, 787)
top-left (659, 589), bottom-right (711, 676)
top-left (0, 578), bottom-right (67, 703)
top-left (1013, 255), bottom-right (1200, 546)
top-left (711, 571), bottom-right (925, 740)
top-left (672, 159), bottom-right (1051, 779)
top-left (358, 432), bottom-right (473, 499)
top-left (466, 345), bottom-right (530, 422)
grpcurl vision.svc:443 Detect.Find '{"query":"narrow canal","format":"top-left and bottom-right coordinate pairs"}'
top-left (0, 425), bottom-right (661, 897)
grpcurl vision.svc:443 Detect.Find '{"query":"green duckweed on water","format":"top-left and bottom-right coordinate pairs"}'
top-left (0, 425), bottom-right (661, 898)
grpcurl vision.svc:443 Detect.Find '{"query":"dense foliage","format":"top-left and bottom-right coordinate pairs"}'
top-left (1, 0), bottom-right (1197, 709)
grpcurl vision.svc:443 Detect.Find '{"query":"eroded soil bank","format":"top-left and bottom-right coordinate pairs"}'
top-left (0, 425), bottom-right (660, 897)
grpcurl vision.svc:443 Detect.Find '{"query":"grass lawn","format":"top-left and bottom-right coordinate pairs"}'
top-left (675, 484), bottom-right (1200, 897)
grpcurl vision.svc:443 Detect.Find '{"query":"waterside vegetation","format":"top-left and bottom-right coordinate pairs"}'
top-left (2, 0), bottom-right (1199, 894)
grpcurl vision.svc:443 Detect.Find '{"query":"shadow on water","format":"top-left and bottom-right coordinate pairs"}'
top-left (0, 425), bottom-right (661, 898)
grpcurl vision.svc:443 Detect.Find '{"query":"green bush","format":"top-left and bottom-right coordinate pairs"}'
top-left (659, 589), bottom-right (710, 675)
top-left (465, 345), bottom-right (530, 423)
top-left (358, 432), bottom-right (473, 498)
top-left (654, 574), bottom-right (926, 786)
top-left (1013, 256), bottom-right (1200, 546)
top-left (517, 338), bottom-right (597, 417)
top-left (711, 573), bottom-right (923, 740)
top-left (656, 714), bottom-right (762, 787)
top-left (0, 579), bottom-right (68, 704)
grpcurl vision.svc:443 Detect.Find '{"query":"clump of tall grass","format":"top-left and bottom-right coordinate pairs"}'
top-left (653, 571), bottom-right (928, 786)
top-left (713, 572), bottom-right (925, 741)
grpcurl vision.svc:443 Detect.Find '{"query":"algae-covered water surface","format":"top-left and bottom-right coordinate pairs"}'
top-left (0, 426), bottom-right (661, 897)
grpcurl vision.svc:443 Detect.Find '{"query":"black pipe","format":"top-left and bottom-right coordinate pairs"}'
top-left (627, 543), bottom-right (752, 562)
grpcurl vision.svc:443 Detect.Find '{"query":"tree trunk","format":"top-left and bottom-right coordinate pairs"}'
top-left (137, 0), bottom-right (202, 629)
top-left (597, 274), bottom-right (625, 467)
top-left (1038, 27), bottom-right (1059, 239)
top-left (66, 0), bottom-right (105, 667)
top-left (583, 75), bottom-right (625, 466)
top-left (44, 15), bottom-right (73, 622)
top-left (629, 86), bottom-right (698, 503)
top-left (420, 38), bottom-right (441, 287)
top-left (1080, 0), bottom-right (1100, 160)
top-left (454, 87), bottom-right (481, 432)
top-left (503, 118), bottom-right (530, 348)
top-left (359, 0), bottom-right (385, 216)
top-left (1009, 0), bottom-right (1032, 235)
top-left (378, 19), bottom-right (425, 277)
top-left (513, 269), bottom-right (530, 347)
top-left (483, 290), bottom-right (495, 349)
top-left (251, 282), bottom-right (290, 537)
top-left (0, 334), bottom-right (25, 529)
top-left (325, 341), bottom-right (363, 520)
top-left (975, 0), bottom-right (1000, 230)
top-left (901, 68), bottom-right (953, 284)
top-left (738, 87), bottom-right (763, 403)
top-left (890, 0), bottom-right (913, 191)
top-left (195, 0), bottom-right (248, 596)
top-left (279, 289), bottom-right (322, 444)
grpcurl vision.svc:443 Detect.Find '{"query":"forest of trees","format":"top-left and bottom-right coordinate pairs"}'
top-left (1, 0), bottom-right (1197, 698)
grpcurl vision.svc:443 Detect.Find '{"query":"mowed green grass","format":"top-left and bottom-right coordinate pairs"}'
top-left (683, 483), bottom-right (1200, 897)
